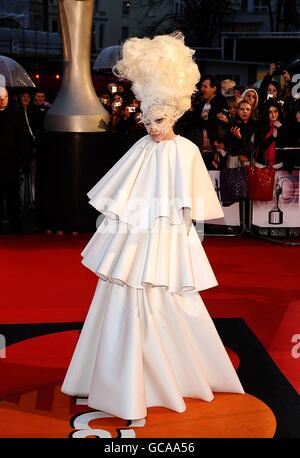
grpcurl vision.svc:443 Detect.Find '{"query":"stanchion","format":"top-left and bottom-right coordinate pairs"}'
top-left (204, 167), bottom-right (247, 237)
top-left (248, 199), bottom-right (300, 246)
top-left (205, 201), bottom-right (247, 237)
top-left (247, 148), bottom-right (300, 246)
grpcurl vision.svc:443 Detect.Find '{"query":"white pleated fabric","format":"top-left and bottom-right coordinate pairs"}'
top-left (61, 281), bottom-right (244, 420)
top-left (87, 135), bottom-right (224, 228)
top-left (81, 216), bottom-right (218, 293)
top-left (61, 134), bottom-right (244, 419)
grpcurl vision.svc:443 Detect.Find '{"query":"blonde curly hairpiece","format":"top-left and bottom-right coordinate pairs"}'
top-left (113, 32), bottom-right (200, 121)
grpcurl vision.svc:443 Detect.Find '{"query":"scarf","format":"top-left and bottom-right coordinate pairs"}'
top-left (263, 122), bottom-right (276, 166)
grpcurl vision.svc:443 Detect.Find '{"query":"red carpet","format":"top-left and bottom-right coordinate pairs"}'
top-left (0, 233), bottom-right (299, 394)
top-left (0, 330), bottom-right (239, 398)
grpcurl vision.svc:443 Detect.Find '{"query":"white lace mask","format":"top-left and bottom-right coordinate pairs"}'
top-left (142, 105), bottom-right (176, 139)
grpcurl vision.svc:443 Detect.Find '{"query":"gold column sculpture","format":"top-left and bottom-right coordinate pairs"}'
top-left (45, 0), bottom-right (110, 132)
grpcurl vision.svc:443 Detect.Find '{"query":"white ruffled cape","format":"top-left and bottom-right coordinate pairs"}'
top-left (82, 135), bottom-right (224, 294)
top-left (87, 134), bottom-right (224, 228)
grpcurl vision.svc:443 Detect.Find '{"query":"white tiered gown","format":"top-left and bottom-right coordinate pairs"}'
top-left (61, 135), bottom-right (244, 419)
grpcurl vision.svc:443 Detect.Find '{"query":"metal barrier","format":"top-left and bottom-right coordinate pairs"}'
top-left (205, 170), bottom-right (246, 237)
top-left (204, 147), bottom-right (300, 245)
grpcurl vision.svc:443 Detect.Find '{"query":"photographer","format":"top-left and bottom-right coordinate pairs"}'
top-left (117, 96), bottom-right (145, 150)
top-left (110, 96), bottom-right (124, 133)
top-left (99, 91), bottom-right (112, 114)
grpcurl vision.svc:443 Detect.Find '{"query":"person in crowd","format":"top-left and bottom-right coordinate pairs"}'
top-left (107, 82), bottom-right (119, 96)
top-left (242, 88), bottom-right (259, 120)
top-left (17, 88), bottom-right (42, 208)
top-left (118, 106), bottom-right (146, 151)
top-left (266, 80), bottom-right (281, 100)
top-left (110, 98), bottom-right (124, 133)
top-left (127, 95), bottom-right (141, 111)
top-left (99, 91), bottom-right (112, 114)
top-left (198, 76), bottom-right (228, 146)
top-left (285, 102), bottom-right (300, 172)
top-left (213, 95), bottom-right (243, 168)
top-left (18, 88), bottom-right (42, 139)
top-left (288, 103), bottom-right (300, 147)
top-left (242, 88), bottom-right (259, 109)
top-left (33, 88), bottom-right (51, 121)
top-left (112, 93), bottom-right (124, 108)
top-left (175, 76), bottom-right (227, 168)
top-left (0, 87), bottom-right (28, 233)
top-left (216, 95), bottom-right (243, 125)
top-left (233, 85), bottom-right (245, 98)
top-left (259, 63), bottom-right (283, 104)
top-left (227, 96), bottom-right (243, 122)
top-left (225, 99), bottom-right (256, 167)
top-left (221, 79), bottom-right (236, 97)
top-left (255, 99), bottom-right (286, 168)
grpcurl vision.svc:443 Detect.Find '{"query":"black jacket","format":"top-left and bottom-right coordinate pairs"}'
top-left (225, 117), bottom-right (256, 160)
top-left (0, 107), bottom-right (28, 181)
top-left (174, 95), bottom-right (227, 148)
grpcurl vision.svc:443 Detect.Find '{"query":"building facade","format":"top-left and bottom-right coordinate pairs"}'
top-left (0, 0), bottom-right (299, 86)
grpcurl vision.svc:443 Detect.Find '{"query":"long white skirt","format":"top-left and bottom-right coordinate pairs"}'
top-left (61, 280), bottom-right (244, 420)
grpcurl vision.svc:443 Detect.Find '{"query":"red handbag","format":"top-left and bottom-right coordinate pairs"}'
top-left (246, 164), bottom-right (275, 201)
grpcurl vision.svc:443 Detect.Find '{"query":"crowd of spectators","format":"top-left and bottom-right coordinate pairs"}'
top-left (0, 62), bottom-right (300, 234)
top-left (96, 63), bottom-right (300, 171)
top-left (174, 64), bottom-right (300, 172)
top-left (0, 86), bottom-right (51, 234)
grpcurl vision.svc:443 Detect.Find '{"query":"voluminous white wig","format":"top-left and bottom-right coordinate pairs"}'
top-left (113, 32), bottom-right (200, 121)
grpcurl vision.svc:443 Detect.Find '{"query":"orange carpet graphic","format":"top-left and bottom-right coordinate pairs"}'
top-left (1, 235), bottom-right (300, 438)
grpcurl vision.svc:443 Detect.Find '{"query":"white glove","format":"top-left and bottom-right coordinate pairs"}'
top-left (182, 207), bottom-right (192, 236)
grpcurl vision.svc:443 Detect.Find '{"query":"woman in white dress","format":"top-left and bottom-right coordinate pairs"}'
top-left (61, 33), bottom-right (244, 420)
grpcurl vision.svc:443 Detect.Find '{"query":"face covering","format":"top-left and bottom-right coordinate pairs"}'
top-left (142, 105), bottom-right (176, 140)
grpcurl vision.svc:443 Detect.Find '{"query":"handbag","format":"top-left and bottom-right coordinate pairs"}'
top-left (220, 166), bottom-right (248, 204)
top-left (246, 164), bottom-right (275, 201)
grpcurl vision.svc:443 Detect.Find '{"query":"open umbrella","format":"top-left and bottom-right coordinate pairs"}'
top-left (287, 56), bottom-right (300, 75)
top-left (0, 55), bottom-right (35, 87)
top-left (93, 45), bottom-right (122, 71)
top-left (252, 80), bottom-right (262, 90)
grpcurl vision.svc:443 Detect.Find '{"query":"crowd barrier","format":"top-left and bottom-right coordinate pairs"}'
top-left (206, 148), bottom-right (300, 245)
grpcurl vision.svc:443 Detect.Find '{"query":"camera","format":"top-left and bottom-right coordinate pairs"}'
top-left (111, 85), bottom-right (117, 93)
top-left (232, 119), bottom-right (242, 128)
top-left (274, 62), bottom-right (286, 76)
top-left (114, 101), bottom-right (122, 107)
top-left (221, 108), bottom-right (229, 117)
top-left (127, 106), bottom-right (136, 112)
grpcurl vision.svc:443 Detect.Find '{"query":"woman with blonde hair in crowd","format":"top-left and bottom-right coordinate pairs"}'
top-left (242, 88), bottom-right (259, 120)
top-left (225, 99), bottom-right (256, 167)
